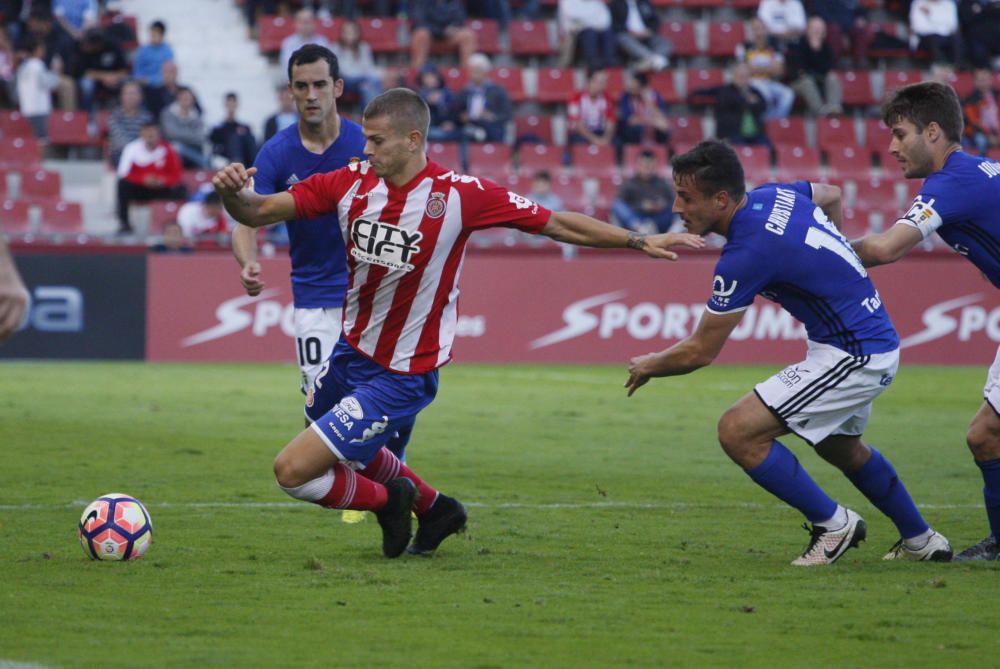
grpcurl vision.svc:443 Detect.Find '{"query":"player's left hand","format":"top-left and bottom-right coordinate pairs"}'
top-left (624, 353), bottom-right (659, 397)
top-left (640, 232), bottom-right (705, 260)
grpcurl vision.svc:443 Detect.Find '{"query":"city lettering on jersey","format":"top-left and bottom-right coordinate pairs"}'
top-left (979, 161), bottom-right (1000, 179)
top-left (437, 170), bottom-right (485, 190)
top-left (350, 218), bottom-right (423, 271)
top-left (764, 187), bottom-right (797, 236)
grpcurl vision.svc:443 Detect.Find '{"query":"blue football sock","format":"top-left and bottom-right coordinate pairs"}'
top-left (976, 458), bottom-right (1000, 538)
top-left (746, 440), bottom-right (838, 523)
top-left (846, 446), bottom-right (928, 539)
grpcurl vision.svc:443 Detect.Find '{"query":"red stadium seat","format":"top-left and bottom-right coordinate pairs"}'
top-left (670, 114), bottom-right (704, 144)
top-left (515, 114), bottom-right (554, 145)
top-left (686, 68), bottom-right (725, 105)
top-left (315, 17), bottom-right (341, 42)
top-left (661, 21), bottom-right (699, 57)
top-left (816, 116), bottom-right (858, 151)
top-left (0, 199), bottom-right (32, 235)
top-left (535, 67), bottom-right (578, 104)
top-left (570, 143), bottom-right (616, 175)
top-left (181, 169), bottom-right (213, 195)
top-left (604, 67), bottom-right (627, 100)
top-left (837, 70), bottom-right (876, 107)
top-left (257, 16), bottom-right (294, 55)
top-left (706, 21), bottom-right (747, 58)
top-left (838, 206), bottom-right (869, 238)
top-left (427, 142), bottom-right (462, 170)
top-left (19, 169), bottom-right (61, 199)
top-left (733, 145), bottom-right (771, 178)
top-left (825, 145), bottom-right (872, 179)
top-left (775, 145), bottom-right (823, 181)
top-left (491, 66), bottom-right (526, 103)
top-left (0, 111), bottom-right (33, 138)
top-left (647, 71), bottom-right (681, 104)
top-left (509, 20), bottom-right (555, 57)
top-left (358, 17), bottom-right (403, 54)
top-left (852, 176), bottom-right (899, 209)
top-left (146, 200), bottom-right (181, 235)
top-left (766, 117), bottom-right (808, 148)
top-left (518, 143), bottom-right (563, 174)
top-left (441, 66), bottom-right (468, 91)
top-left (37, 200), bottom-right (83, 236)
top-left (0, 136), bottom-right (42, 168)
top-left (47, 111), bottom-right (100, 147)
top-left (882, 69), bottom-right (925, 98)
top-left (467, 143), bottom-right (513, 179)
top-left (547, 172), bottom-right (588, 210)
top-left (862, 118), bottom-right (890, 148)
top-left (468, 19), bottom-right (501, 54)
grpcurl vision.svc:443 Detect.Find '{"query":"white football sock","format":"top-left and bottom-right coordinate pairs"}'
top-left (814, 504), bottom-right (848, 530)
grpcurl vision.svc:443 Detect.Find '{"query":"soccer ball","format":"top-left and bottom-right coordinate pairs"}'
top-left (78, 493), bottom-right (153, 561)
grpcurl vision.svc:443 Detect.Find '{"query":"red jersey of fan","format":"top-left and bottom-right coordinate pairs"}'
top-left (289, 159), bottom-right (552, 373)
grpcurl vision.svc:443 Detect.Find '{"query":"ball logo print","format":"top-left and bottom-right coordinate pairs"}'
top-left (78, 493), bottom-right (153, 561)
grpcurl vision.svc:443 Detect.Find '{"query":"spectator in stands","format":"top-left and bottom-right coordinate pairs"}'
top-left (52, 0), bottom-right (97, 41)
top-left (99, 0), bottom-right (137, 51)
top-left (279, 8), bottom-right (330, 72)
top-left (963, 67), bottom-right (1000, 154)
top-left (616, 70), bottom-right (670, 148)
top-left (714, 62), bottom-right (770, 147)
top-left (132, 20), bottom-right (174, 88)
top-left (467, 0), bottom-right (512, 30)
top-left (526, 169), bottom-right (565, 212)
top-left (787, 16), bottom-right (843, 116)
top-left (737, 17), bottom-right (795, 120)
top-left (116, 121), bottom-right (186, 235)
top-left (76, 27), bottom-right (129, 113)
top-left (144, 60), bottom-right (194, 119)
top-left (14, 35), bottom-right (59, 140)
top-left (807, 0), bottom-right (874, 67)
top-left (0, 27), bottom-right (15, 108)
top-left (910, 0), bottom-right (961, 67)
top-left (160, 86), bottom-right (206, 168)
top-left (567, 67), bottom-right (616, 147)
top-left (612, 148), bottom-right (675, 234)
top-left (263, 86), bottom-right (297, 142)
top-left (757, 0), bottom-right (807, 44)
top-left (243, 0), bottom-right (279, 34)
top-left (107, 80), bottom-right (153, 167)
top-left (177, 189), bottom-right (230, 240)
top-left (453, 53), bottom-right (511, 142)
top-left (149, 219), bottom-right (194, 253)
top-left (25, 8), bottom-right (77, 110)
top-left (960, 0), bottom-right (1000, 69)
top-left (416, 65), bottom-right (459, 142)
top-left (609, 0), bottom-right (670, 71)
top-left (210, 92), bottom-right (258, 166)
top-left (335, 20), bottom-right (381, 111)
top-left (558, 0), bottom-right (616, 70)
top-left (409, 0), bottom-right (477, 71)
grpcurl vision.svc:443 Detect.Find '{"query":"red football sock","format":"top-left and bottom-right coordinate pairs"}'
top-left (362, 447), bottom-right (439, 515)
top-left (318, 463), bottom-right (388, 511)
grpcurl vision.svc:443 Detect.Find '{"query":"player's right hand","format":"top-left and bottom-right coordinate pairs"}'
top-left (240, 261), bottom-right (264, 297)
top-left (0, 279), bottom-right (28, 343)
top-left (213, 163), bottom-right (257, 196)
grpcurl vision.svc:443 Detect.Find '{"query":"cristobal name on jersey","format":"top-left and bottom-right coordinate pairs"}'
top-left (765, 187), bottom-right (797, 236)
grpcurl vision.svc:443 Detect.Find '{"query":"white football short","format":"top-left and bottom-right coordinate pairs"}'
top-left (754, 340), bottom-right (900, 446)
top-left (293, 307), bottom-right (343, 393)
top-left (983, 344), bottom-right (1000, 414)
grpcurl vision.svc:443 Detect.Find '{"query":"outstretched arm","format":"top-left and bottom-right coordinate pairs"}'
top-left (539, 211), bottom-right (705, 259)
top-left (0, 237), bottom-right (28, 342)
top-left (625, 309), bottom-right (744, 396)
top-left (851, 222), bottom-right (924, 267)
top-left (213, 163), bottom-right (296, 228)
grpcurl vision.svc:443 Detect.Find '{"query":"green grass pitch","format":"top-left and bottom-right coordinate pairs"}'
top-left (0, 361), bottom-right (996, 668)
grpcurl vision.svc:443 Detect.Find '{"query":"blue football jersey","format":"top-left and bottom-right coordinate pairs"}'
top-left (252, 119), bottom-right (366, 308)
top-left (900, 150), bottom-right (1000, 288)
top-left (708, 182), bottom-right (899, 357)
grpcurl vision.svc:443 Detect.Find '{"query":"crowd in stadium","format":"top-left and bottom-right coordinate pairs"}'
top-left (0, 0), bottom-right (997, 247)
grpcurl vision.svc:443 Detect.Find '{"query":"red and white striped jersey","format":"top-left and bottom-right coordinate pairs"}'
top-left (290, 159), bottom-right (552, 373)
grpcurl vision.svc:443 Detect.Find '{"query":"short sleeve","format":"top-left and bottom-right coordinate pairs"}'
top-left (460, 178), bottom-right (552, 232)
top-left (252, 144), bottom-right (279, 196)
top-left (706, 246), bottom-right (772, 314)
top-left (288, 169), bottom-right (353, 220)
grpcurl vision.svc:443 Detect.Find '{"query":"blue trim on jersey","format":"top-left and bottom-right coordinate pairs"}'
top-left (253, 119), bottom-right (366, 308)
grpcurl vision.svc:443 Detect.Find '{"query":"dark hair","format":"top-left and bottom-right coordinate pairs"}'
top-left (586, 67), bottom-right (605, 81)
top-left (533, 169), bottom-right (551, 181)
top-left (670, 140), bottom-right (745, 199)
top-left (287, 43), bottom-right (340, 83)
top-left (363, 87), bottom-right (430, 140)
top-left (882, 81), bottom-right (963, 144)
top-left (150, 20), bottom-right (166, 33)
top-left (639, 148), bottom-right (656, 160)
top-left (141, 121), bottom-right (160, 131)
top-left (225, 91), bottom-right (238, 102)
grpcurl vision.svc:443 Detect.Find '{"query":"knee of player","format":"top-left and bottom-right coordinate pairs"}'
top-left (716, 411), bottom-right (745, 456)
top-left (274, 452), bottom-right (307, 489)
top-left (966, 423), bottom-right (1000, 460)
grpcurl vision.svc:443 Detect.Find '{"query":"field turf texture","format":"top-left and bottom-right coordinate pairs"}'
top-left (0, 361), bottom-right (996, 668)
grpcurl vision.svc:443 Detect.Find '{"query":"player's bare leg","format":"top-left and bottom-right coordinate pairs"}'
top-left (957, 402), bottom-right (1000, 560)
top-left (816, 435), bottom-right (951, 561)
top-left (718, 393), bottom-right (865, 566)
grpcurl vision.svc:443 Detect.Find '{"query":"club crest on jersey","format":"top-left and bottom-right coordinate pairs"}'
top-left (425, 192), bottom-right (447, 218)
top-left (350, 218), bottom-right (423, 271)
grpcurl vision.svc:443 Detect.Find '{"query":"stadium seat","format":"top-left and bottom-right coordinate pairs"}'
top-left (518, 143), bottom-right (563, 175)
top-left (181, 169), bottom-right (213, 195)
top-left (491, 66), bottom-right (527, 103)
top-left (669, 114), bottom-right (704, 145)
top-left (570, 143), bottom-right (616, 176)
top-left (509, 20), bottom-right (555, 57)
top-left (467, 142), bottom-right (513, 179)
top-left (0, 111), bottom-right (33, 138)
top-left (852, 176), bottom-right (899, 209)
top-left (468, 19), bottom-right (501, 55)
top-left (733, 145), bottom-right (771, 178)
top-left (18, 169), bottom-right (61, 199)
top-left (837, 70), bottom-right (876, 107)
top-left (775, 145), bottom-right (823, 181)
top-left (47, 111), bottom-right (100, 147)
top-left (660, 21), bottom-right (699, 57)
top-left (358, 17), bottom-right (403, 54)
top-left (37, 200), bottom-right (83, 236)
top-left (441, 66), bottom-right (468, 91)
top-left (0, 199), bottom-right (32, 235)
top-left (548, 172), bottom-right (588, 210)
top-left (706, 21), bottom-right (747, 58)
top-left (315, 17), bottom-right (341, 42)
top-left (604, 68), bottom-right (627, 100)
top-left (534, 68), bottom-right (578, 104)
top-left (427, 142), bottom-right (462, 170)
top-left (515, 114), bottom-right (554, 145)
top-left (0, 136), bottom-right (41, 168)
top-left (816, 116), bottom-right (858, 150)
top-left (686, 68), bottom-right (725, 105)
top-left (825, 145), bottom-right (872, 179)
top-left (765, 117), bottom-right (808, 149)
top-left (257, 16), bottom-right (294, 55)
top-left (838, 206), bottom-right (869, 238)
top-left (647, 71), bottom-right (681, 104)
top-left (146, 200), bottom-right (181, 235)
top-left (883, 69), bottom-right (925, 98)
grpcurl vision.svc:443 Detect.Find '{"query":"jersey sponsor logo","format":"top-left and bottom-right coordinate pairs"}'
top-left (711, 275), bottom-right (738, 308)
top-left (777, 366), bottom-right (804, 388)
top-left (437, 170), bottom-right (484, 190)
top-left (350, 218), bottom-right (423, 271)
top-left (507, 191), bottom-right (539, 214)
top-left (339, 396), bottom-right (364, 420)
top-left (425, 192), bottom-right (447, 218)
top-left (530, 291), bottom-right (806, 349)
top-left (350, 416), bottom-right (389, 443)
top-left (286, 173), bottom-right (300, 186)
top-left (181, 289), bottom-right (295, 346)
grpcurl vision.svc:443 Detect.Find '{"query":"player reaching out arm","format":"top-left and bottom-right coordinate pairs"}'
top-left (214, 88), bottom-right (702, 561)
top-left (0, 235), bottom-right (28, 342)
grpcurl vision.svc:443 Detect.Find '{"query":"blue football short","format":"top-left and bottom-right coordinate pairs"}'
top-left (306, 337), bottom-right (437, 466)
